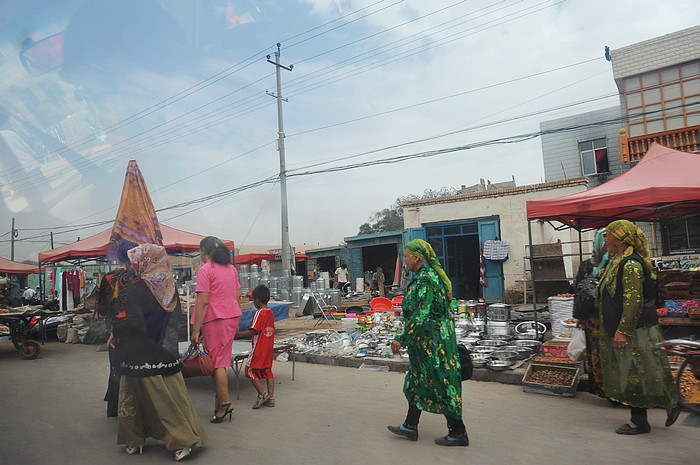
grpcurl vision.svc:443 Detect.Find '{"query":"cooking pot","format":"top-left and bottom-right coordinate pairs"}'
top-left (487, 303), bottom-right (511, 322)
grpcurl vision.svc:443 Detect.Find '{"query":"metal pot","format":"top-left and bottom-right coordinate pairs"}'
top-left (486, 321), bottom-right (513, 337)
top-left (487, 303), bottom-right (511, 322)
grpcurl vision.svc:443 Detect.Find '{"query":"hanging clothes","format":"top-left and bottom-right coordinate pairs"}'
top-left (479, 243), bottom-right (487, 288)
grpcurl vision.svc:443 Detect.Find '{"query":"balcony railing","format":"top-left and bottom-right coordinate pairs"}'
top-left (618, 125), bottom-right (700, 162)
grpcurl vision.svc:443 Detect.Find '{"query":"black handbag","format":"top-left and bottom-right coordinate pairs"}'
top-left (573, 272), bottom-right (597, 319)
top-left (457, 344), bottom-right (473, 381)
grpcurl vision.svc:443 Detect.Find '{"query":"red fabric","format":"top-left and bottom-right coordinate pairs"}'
top-left (38, 224), bottom-right (234, 263)
top-left (526, 143), bottom-right (700, 229)
top-left (246, 308), bottom-right (275, 370)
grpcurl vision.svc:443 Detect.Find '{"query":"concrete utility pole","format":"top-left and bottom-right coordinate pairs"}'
top-left (267, 44), bottom-right (294, 273)
top-left (11, 217), bottom-right (15, 261)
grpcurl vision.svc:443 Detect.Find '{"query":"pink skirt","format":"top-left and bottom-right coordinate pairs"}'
top-left (202, 317), bottom-right (239, 369)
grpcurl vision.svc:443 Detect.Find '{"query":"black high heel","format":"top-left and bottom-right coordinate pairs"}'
top-left (210, 403), bottom-right (234, 423)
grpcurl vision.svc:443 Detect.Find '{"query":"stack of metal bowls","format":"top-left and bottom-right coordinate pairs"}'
top-left (503, 345), bottom-right (532, 360)
top-left (490, 350), bottom-right (518, 364)
top-left (514, 339), bottom-right (542, 354)
top-left (486, 359), bottom-right (511, 371)
top-left (470, 353), bottom-right (489, 368)
top-left (477, 339), bottom-right (508, 348)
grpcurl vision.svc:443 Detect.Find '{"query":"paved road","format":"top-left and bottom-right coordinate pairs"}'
top-left (0, 339), bottom-right (697, 465)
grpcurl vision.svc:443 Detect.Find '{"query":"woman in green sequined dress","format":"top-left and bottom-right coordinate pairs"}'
top-left (387, 239), bottom-right (468, 447)
top-left (598, 220), bottom-right (679, 435)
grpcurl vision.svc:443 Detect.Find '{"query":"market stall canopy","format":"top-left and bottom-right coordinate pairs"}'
top-left (526, 143), bottom-right (700, 230)
top-left (236, 252), bottom-right (309, 267)
top-left (38, 225), bottom-right (234, 263)
top-left (0, 256), bottom-right (40, 274)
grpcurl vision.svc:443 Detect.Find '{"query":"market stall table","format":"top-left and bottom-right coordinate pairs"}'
top-left (238, 302), bottom-right (289, 331)
top-left (229, 339), bottom-right (296, 399)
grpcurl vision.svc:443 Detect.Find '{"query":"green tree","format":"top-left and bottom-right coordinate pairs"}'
top-left (358, 187), bottom-right (458, 234)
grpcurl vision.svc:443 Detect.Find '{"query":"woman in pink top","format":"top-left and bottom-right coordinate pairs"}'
top-left (191, 236), bottom-right (242, 423)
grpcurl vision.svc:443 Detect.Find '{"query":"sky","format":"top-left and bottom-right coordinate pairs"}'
top-left (1, 0), bottom-right (699, 262)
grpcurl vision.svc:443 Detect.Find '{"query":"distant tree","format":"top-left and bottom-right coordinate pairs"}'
top-left (358, 187), bottom-right (458, 234)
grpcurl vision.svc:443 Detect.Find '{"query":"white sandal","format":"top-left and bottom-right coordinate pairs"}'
top-left (125, 445), bottom-right (143, 455)
top-left (174, 446), bottom-right (191, 461)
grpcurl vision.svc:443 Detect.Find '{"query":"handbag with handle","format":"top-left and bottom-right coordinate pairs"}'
top-left (180, 342), bottom-right (214, 378)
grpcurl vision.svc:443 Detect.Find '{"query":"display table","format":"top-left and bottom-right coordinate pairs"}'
top-left (238, 302), bottom-right (289, 331)
top-left (230, 339), bottom-right (295, 399)
top-left (659, 317), bottom-right (700, 326)
top-left (177, 339), bottom-right (296, 400)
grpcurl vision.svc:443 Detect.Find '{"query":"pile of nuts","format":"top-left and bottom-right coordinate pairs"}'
top-left (525, 367), bottom-right (575, 385)
top-left (673, 367), bottom-right (700, 404)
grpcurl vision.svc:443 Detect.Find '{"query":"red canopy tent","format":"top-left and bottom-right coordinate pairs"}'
top-left (38, 225), bottom-right (235, 263)
top-left (526, 143), bottom-right (700, 229)
top-left (523, 143), bottom-right (700, 335)
top-left (0, 256), bottom-right (41, 274)
top-left (235, 252), bottom-right (309, 267)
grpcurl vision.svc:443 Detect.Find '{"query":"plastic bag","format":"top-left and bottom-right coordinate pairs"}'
top-left (566, 328), bottom-right (586, 361)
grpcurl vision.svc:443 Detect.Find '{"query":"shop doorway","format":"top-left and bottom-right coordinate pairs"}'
top-left (426, 219), bottom-right (503, 301)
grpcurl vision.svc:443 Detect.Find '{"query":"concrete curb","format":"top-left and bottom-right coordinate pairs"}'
top-left (290, 353), bottom-right (591, 391)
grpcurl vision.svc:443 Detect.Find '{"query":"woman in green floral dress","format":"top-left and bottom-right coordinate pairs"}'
top-left (388, 239), bottom-right (468, 447)
top-left (598, 220), bottom-right (679, 435)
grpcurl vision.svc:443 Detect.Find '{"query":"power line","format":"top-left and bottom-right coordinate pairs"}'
top-left (2, 0), bottom-right (565, 197)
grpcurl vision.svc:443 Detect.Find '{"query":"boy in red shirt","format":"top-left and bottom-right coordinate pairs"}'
top-left (237, 284), bottom-right (276, 409)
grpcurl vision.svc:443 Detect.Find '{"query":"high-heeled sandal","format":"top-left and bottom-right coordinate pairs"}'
top-left (125, 445), bottom-right (143, 455)
top-left (210, 403), bottom-right (234, 423)
top-left (174, 446), bottom-right (191, 461)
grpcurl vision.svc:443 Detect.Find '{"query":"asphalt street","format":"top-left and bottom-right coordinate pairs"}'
top-left (0, 338), bottom-right (697, 465)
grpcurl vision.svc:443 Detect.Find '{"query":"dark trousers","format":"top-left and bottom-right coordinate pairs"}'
top-left (404, 404), bottom-right (467, 437)
top-left (630, 407), bottom-right (649, 427)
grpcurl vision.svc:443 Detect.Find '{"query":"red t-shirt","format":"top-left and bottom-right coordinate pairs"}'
top-left (246, 308), bottom-right (275, 369)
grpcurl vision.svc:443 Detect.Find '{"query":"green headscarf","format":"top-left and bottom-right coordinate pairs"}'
top-left (599, 219), bottom-right (654, 297)
top-left (404, 239), bottom-right (452, 294)
top-left (591, 229), bottom-right (609, 276)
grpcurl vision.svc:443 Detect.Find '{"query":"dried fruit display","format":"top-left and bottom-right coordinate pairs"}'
top-left (525, 368), bottom-right (575, 385)
top-left (673, 367), bottom-right (700, 404)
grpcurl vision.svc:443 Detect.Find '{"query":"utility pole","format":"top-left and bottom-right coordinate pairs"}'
top-left (267, 44), bottom-right (294, 273)
top-left (11, 217), bottom-right (15, 261)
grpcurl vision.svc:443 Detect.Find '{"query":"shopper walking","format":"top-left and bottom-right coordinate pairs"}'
top-left (388, 239), bottom-right (467, 446)
top-left (191, 236), bottom-right (242, 423)
top-left (114, 244), bottom-right (207, 461)
top-left (598, 220), bottom-right (679, 434)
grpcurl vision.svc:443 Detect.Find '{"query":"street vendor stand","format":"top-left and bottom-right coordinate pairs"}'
top-left (525, 143), bottom-right (700, 338)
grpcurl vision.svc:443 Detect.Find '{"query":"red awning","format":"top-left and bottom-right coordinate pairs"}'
top-left (0, 256), bottom-right (41, 274)
top-left (235, 252), bottom-right (309, 266)
top-left (38, 224), bottom-right (234, 263)
top-left (526, 143), bottom-right (700, 229)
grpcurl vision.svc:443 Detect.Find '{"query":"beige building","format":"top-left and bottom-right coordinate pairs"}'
top-left (403, 178), bottom-right (589, 304)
